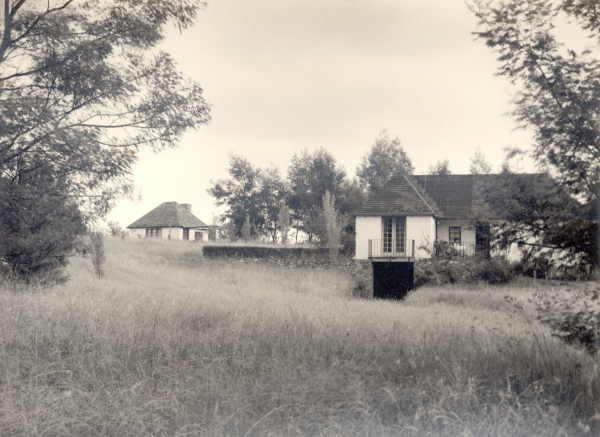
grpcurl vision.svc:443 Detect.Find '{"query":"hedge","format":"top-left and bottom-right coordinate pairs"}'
top-left (201, 245), bottom-right (339, 266)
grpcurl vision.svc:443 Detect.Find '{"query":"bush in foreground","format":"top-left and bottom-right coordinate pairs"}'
top-left (0, 168), bottom-right (86, 286)
top-left (535, 285), bottom-right (600, 354)
top-left (415, 256), bottom-right (514, 287)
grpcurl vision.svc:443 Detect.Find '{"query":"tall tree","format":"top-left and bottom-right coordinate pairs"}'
top-left (471, 0), bottom-right (600, 202)
top-left (428, 159), bottom-right (451, 175)
top-left (478, 171), bottom-right (598, 269)
top-left (0, 163), bottom-right (86, 284)
top-left (256, 167), bottom-right (288, 243)
top-left (0, 0), bottom-right (210, 216)
top-left (288, 148), bottom-right (346, 241)
top-left (209, 157), bottom-right (287, 240)
top-left (357, 131), bottom-right (414, 193)
top-left (0, 0), bottom-right (210, 281)
top-left (209, 156), bottom-right (261, 239)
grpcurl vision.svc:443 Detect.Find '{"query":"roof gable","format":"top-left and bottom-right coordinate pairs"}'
top-left (127, 202), bottom-right (208, 229)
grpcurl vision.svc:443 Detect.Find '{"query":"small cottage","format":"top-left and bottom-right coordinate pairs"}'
top-left (127, 202), bottom-right (210, 241)
top-left (354, 172), bottom-right (548, 261)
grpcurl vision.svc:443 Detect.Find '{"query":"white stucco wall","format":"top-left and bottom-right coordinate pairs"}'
top-left (436, 219), bottom-right (476, 247)
top-left (129, 227), bottom-right (214, 241)
top-left (160, 227), bottom-right (184, 240)
top-left (406, 216), bottom-right (436, 259)
top-left (191, 229), bottom-right (208, 242)
top-left (355, 216), bottom-right (382, 260)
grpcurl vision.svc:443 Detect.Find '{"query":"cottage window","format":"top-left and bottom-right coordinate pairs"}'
top-left (449, 226), bottom-right (461, 244)
top-left (145, 228), bottom-right (162, 238)
top-left (394, 217), bottom-right (406, 253)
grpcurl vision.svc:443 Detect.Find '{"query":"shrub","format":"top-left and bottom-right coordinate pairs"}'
top-left (348, 261), bottom-right (373, 298)
top-left (415, 256), bottom-right (514, 287)
top-left (107, 221), bottom-right (127, 239)
top-left (203, 245), bottom-right (332, 266)
top-left (89, 232), bottom-right (106, 279)
top-left (322, 191), bottom-right (344, 261)
top-left (512, 248), bottom-right (554, 278)
top-left (534, 285), bottom-right (600, 354)
top-left (0, 168), bottom-right (86, 285)
top-left (432, 240), bottom-right (464, 258)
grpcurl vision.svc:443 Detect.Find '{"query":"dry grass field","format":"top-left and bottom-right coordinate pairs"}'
top-left (0, 237), bottom-right (599, 436)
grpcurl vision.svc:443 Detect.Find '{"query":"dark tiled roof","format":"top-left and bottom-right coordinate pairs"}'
top-left (355, 172), bottom-right (441, 216)
top-left (356, 173), bottom-right (550, 219)
top-left (127, 202), bottom-right (208, 229)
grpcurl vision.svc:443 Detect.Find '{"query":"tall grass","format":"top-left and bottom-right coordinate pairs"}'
top-left (0, 238), bottom-right (598, 436)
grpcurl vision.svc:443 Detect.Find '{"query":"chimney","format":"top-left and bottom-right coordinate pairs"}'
top-left (178, 203), bottom-right (191, 213)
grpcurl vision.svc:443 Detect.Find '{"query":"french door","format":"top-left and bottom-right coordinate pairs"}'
top-left (382, 217), bottom-right (406, 255)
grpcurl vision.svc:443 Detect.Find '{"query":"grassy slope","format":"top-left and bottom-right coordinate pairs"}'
top-left (0, 238), bottom-right (598, 436)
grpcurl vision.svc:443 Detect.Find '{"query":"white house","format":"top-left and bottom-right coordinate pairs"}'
top-left (354, 172), bottom-right (546, 261)
top-left (127, 202), bottom-right (211, 241)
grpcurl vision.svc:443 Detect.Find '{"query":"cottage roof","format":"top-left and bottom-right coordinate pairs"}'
top-left (127, 202), bottom-right (208, 229)
top-left (355, 172), bottom-right (441, 216)
top-left (356, 173), bottom-right (551, 219)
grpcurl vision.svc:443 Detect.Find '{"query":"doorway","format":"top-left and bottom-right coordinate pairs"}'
top-left (372, 261), bottom-right (414, 299)
top-left (382, 216), bottom-right (406, 256)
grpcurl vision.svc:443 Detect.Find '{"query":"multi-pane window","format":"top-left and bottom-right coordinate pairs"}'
top-left (383, 217), bottom-right (394, 253)
top-left (395, 217), bottom-right (406, 253)
top-left (383, 217), bottom-right (406, 254)
top-left (145, 228), bottom-right (162, 238)
top-left (449, 226), bottom-right (461, 244)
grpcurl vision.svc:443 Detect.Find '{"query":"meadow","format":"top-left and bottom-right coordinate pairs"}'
top-left (0, 237), bottom-right (599, 436)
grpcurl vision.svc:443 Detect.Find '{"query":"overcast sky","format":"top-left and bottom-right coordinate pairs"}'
top-left (109, 0), bottom-right (538, 227)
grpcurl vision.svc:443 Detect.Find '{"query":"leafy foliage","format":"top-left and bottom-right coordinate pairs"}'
top-left (470, 150), bottom-right (493, 174)
top-left (0, 0), bottom-right (210, 283)
top-left (209, 156), bottom-right (287, 241)
top-left (477, 172), bottom-right (598, 271)
top-left (241, 215), bottom-right (252, 242)
top-left (88, 232), bottom-right (105, 279)
top-left (427, 159), bottom-right (451, 175)
top-left (0, 0), bottom-right (210, 215)
top-left (356, 131), bottom-right (414, 193)
top-left (107, 221), bottom-right (126, 238)
top-left (0, 165), bottom-right (86, 284)
top-left (277, 201), bottom-right (290, 244)
top-left (287, 148), bottom-right (347, 241)
top-left (535, 285), bottom-right (600, 353)
top-left (322, 191), bottom-right (344, 260)
top-left (415, 256), bottom-right (515, 287)
top-left (471, 0), bottom-right (600, 202)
